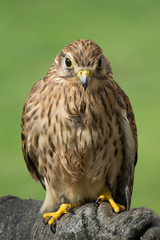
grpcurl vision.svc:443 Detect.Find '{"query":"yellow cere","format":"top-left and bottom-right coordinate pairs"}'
top-left (77, 69), bottom-right (92, 77)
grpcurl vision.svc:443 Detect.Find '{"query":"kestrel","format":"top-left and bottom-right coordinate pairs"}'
top-left (21, 39), bottom-right (137, 225)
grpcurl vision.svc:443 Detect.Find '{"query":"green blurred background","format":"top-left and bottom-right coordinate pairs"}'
top-left (0, 0), bottom-right (160, 215)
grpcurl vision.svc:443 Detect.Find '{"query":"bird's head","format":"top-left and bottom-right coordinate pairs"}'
top-left (47, 39), bottom-right (113, 91)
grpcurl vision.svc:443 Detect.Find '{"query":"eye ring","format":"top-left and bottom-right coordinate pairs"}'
top-left (97, 58), bottom-right (102, 68)
top-left (65, 57), bottom-right (73, 68)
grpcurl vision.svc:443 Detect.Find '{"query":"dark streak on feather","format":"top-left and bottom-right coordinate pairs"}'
top-left (107, 121), bottom-right (113, 138)
top-left (48, 149), bottom-right (53, 158)
top-left (48, 136), bottom-right (55, 152)
top-left (48, 162), bottom-right (52, 170)
top-left (34, 133), bottom-right (39, 148)
top-left (89, 105), bottom-right (97, 122)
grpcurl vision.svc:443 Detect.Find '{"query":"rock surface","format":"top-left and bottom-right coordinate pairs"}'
top-left (0, 196), bottom-right (160, 239)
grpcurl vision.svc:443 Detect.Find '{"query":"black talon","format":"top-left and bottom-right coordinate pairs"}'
top-left (94, 198), bottom-right (101, 206)
top-left (50, 222), bottom-right (56, 234)
top-left (43, 218), bottom-right (49, 225)
top-left (66, 206), bottom-right (75, 214)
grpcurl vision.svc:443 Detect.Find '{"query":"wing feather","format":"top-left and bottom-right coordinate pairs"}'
top-left (114, 82), bottom-right (138, 209)
top-left (21, 79), bottom-right (46, 190)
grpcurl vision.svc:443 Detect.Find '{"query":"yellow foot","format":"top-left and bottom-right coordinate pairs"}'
top-left (96, 186), bottom-right (125, 213)
top-left (43, 203), bottom-right (72, 225)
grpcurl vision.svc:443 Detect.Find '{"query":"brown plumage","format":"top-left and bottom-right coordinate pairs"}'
top-left (21, 39), bottom-right (137, 219)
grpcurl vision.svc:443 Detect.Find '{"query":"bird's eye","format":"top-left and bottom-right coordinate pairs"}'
top-left (65, 57), bottom-right (73, 68)
top-left (97, 59), bottom-right (102, 68)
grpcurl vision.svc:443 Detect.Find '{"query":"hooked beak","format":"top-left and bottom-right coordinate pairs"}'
top-left (77, 69), bottom-right (92, 91)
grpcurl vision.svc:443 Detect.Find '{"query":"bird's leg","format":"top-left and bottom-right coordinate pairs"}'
top-left (43, 203), bottom-right (78, 225)
top-left (95, 185), bottom-right (125, 213)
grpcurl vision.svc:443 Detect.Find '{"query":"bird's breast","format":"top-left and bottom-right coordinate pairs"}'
top-left (52, 88), bottom-right (114, 179)
top-left (25, 82), bottom-right (123, 195)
